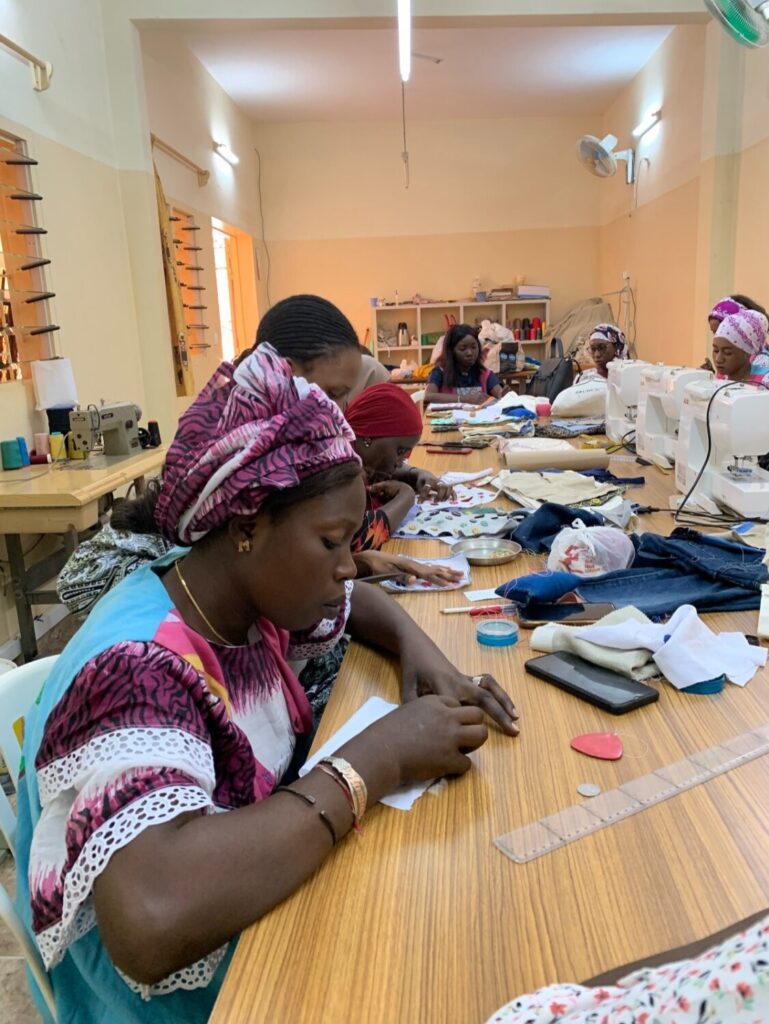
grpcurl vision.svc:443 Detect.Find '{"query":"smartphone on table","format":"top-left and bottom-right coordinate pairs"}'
top-left (525, 652), bottom-right (659, 714)
top-left (518, 602), bottom-right (616, 628)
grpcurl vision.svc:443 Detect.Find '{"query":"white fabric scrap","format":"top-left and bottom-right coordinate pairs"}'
top-left (579, 604), bottom-right (767, 689)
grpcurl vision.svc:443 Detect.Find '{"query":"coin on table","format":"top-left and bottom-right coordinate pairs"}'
top-left (577, 782), bottom-right (601, 798)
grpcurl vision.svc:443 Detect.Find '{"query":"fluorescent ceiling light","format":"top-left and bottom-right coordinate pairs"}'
top-left (213, 141), bottom-right (239, 166)
top-left (398, 0), bottom-right (411, 82)
top-left (632, 109), bottom-right (661, 139)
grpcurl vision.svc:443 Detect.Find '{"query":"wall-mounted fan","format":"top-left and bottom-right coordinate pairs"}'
top-left (704, 0), bottom-right (769, 47)
top-left (576, 134), bottom-right (635, 185)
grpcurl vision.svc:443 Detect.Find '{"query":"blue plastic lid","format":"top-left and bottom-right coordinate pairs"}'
top-left (476, 619), bottom-right (519, 647)
top-left (681, 675), bottom-right (725, 695)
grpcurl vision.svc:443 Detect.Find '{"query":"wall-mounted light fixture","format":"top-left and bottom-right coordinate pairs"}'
top-left (632, 109), bottom-right (662, 139)
top-left (398, 0), bottom-right (411, 82)
top-left (213, 141), bottom-right (239, 166)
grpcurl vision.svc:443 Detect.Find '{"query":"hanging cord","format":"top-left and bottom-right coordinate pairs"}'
top-left (401, 81), bottom-right (410, 189)
top-left (254, 148), bottom-right (272, 309)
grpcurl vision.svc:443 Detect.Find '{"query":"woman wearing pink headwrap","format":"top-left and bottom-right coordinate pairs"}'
top-left (17, 344), bottom-right (518, 1024)
top-left (702, 294), bottom-right (768, 373)
top-left (712, 309), bottom-right (769, 385)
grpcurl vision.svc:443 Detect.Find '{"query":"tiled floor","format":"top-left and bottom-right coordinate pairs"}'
top-left (1, 619), bottom-right (79, 1024)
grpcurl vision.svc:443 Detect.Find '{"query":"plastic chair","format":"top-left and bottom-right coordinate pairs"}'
top-left (0, 656), bottom-right (59, 1022)
top-left (0, 883), bottom-right (57, 1021)
top-left (0, 656), bottom-right (58, 790)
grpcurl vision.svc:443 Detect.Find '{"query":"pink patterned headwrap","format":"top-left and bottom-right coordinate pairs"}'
top-left (155, 344), bottom-right (360, 544)
top-left (709, 297), bottom-right (744, 324)
top-left (715, 310), bottom-right (769, 358)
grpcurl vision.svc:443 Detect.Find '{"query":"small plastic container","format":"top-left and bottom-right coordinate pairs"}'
top-left (476, 619), bottom-right (519, 647)
top-left (535, 400), bottom-right (552, 419)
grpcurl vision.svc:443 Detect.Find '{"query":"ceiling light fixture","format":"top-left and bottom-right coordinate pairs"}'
top-left (398, 0), bottom-right (411, 82)
top-left (213, 141), bottom-right (239, 166)
top-left (632, 109), bottom-right (662, 139)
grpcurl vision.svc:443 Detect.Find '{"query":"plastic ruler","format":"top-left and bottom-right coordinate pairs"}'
top-left (495, 725), bottom-right (769, 864)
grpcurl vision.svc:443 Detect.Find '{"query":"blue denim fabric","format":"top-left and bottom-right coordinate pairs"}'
top-left (508, 502), bottom-right (603, 553)
top-left (496, 528), bottom-right (767, 617)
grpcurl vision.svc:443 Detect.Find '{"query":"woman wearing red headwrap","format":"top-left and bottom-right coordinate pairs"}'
top-left (344, 384), bottom-right (461, 586)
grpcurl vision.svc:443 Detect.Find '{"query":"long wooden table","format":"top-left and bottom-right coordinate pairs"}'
top-left (212, 435), bottom-right (769, 1024)
top-left (0, 446), bottom-right (166, 661)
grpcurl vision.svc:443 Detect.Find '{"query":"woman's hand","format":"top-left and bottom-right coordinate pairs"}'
top-left (354, 549), bottom-right (463, 586)
top-left (342, 695), bottom-right (489, 789)
top-left (400, 644), bottom-right (519, 736)
top-left (410, 469), bottom-right (455, 503)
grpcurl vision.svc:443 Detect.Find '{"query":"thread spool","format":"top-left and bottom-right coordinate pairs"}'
top-left (34, 432), bottom-right (50, 455)
top-left (476, 619), bottom-right (519, 647)
top-left (16, 437), bottom-right (30, 466)
top-left (49, 432), bottom-right (67, 461)
top-left (513, 329), bottom-right (521, 340)
top-left (30, 453), bottom-right (52, 465)
top-left (1, 439), bottom-right (23, 470)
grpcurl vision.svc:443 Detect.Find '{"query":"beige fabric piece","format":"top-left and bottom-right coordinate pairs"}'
top-left (530, 606), bottom-right (661, 681)
top-left (492, 469), bottom-right (622, 508)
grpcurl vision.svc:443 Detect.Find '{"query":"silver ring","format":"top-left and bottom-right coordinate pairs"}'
top-left (472, 675), bottom-right (485, 687)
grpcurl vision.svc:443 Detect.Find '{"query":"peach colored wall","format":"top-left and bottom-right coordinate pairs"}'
top-left (598, 26), bottom-right (706, 366)
top-left (268, 226), bottom-right (600, 347)
top-left (257, 116), bottom-right (603, 338)
top-left (599, 179), bottom-right (700, 364)
top-left (733, 136), bottom-right (769, 308)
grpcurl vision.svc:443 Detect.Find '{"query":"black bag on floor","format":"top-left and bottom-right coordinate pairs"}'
top-left (524, 338), bottom-right (578, 402)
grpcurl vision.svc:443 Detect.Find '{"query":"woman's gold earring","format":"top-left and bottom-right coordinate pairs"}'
top-left (363, 438), bottom-right (372, 448)
top-left (238, 539), bottom-right (251, 553)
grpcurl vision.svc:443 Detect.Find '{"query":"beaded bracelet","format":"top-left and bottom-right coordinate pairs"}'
top-left (274, 785), bottom-right (338, 845)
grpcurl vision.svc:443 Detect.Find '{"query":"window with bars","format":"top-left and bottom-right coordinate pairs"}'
top-left (171, 207), bottom-right (210, 356)
top-left (0, 130), bottom-right (58, 383)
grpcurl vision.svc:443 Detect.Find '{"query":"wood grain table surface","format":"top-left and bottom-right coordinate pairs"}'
top-left (212, 430), bottom-right (769, 1024)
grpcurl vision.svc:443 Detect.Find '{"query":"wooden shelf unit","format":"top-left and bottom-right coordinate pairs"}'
top-left (372, 298), bottom-right (550, 367)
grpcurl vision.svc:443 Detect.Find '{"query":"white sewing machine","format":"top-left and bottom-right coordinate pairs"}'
top-left (69, 402), bottom-right (142, 456)
top-left (636, 365), bottom-right (713, 466)
top-left (675, 380), bottom-right (769, 518)
top-left (605, 359), bottom-right (654, 444)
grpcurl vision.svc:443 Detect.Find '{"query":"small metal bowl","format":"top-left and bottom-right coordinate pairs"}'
top-left (451, 537), bottom-right (522, 566)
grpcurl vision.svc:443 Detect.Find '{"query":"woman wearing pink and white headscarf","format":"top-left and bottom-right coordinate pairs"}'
top-left (712, 309), bottom-right (769, 385)
top-left (704, 294), bottom-right (769, 375)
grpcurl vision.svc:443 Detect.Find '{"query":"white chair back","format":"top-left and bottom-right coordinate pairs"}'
top-left (0, 656), bottom-right (58, 790)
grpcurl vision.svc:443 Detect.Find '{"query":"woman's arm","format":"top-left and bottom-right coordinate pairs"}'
top-left (347, 580), bottom-right (518, 735)
top-left (367, 480), bottom-right (415, 533)
top-left (423, 381), bottom-right (450, 406)
top-left (93, 696), bottom-right (488, 985)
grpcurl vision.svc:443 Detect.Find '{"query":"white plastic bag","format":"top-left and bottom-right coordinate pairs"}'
top-left (551, 376), bottom-right (607, 417)
top-left (547, 522), bottom-right (635, 577)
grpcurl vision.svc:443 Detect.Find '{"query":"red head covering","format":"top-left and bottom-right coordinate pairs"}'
top-left (344, 382), bottom-right (423, 439)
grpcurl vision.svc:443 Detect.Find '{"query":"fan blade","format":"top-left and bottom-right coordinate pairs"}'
top-left (704, 0), bottom-right (769, 47)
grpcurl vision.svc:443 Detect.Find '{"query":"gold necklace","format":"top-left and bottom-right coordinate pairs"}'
top-left (174, 561), bottom-right (237, 647)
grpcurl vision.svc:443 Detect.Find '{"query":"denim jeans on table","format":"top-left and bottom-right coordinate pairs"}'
top-left (496, 527), bottom-right (768, 618)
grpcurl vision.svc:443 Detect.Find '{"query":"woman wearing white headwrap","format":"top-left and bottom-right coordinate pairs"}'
top-left (712, 309), bottom-right (769, 385)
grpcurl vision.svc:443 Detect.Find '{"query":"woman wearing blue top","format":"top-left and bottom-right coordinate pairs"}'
top-left (424, 324), bottom-right (504, 406)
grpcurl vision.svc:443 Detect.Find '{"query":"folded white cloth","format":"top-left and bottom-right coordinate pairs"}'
top-left (531, 607), bottom-right (660, 681)
top-left (579, 604), bottom-right (767, 689)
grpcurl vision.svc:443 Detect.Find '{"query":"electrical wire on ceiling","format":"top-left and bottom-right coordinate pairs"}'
top-left (401, 81), bottom-right (410, 189)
